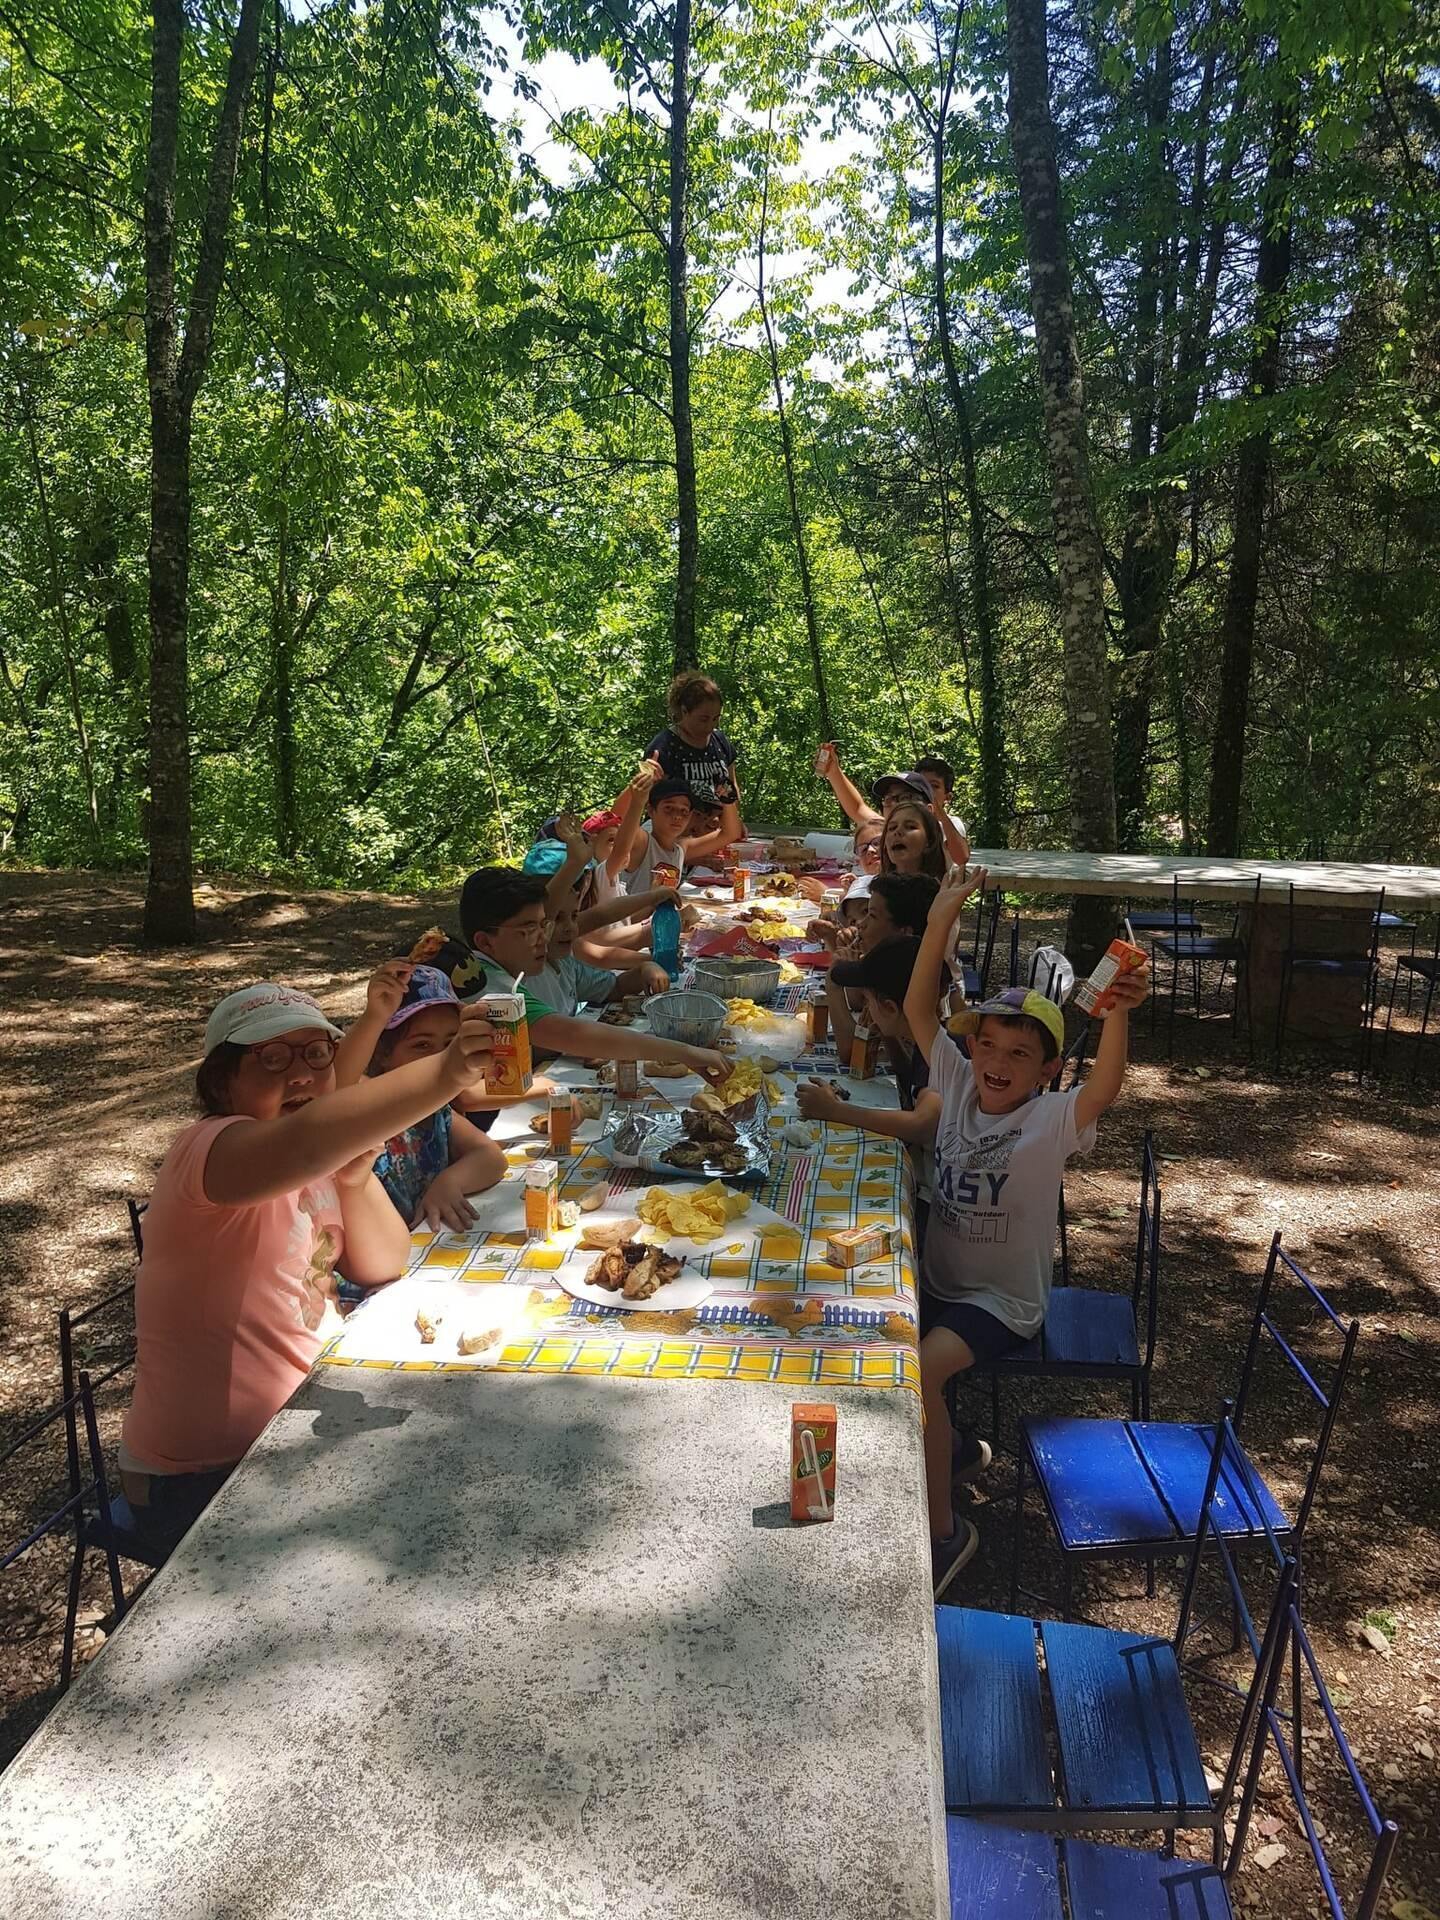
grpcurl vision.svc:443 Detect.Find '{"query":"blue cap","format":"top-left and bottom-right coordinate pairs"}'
top-left (385, 965), bottom-right (460, 1031)
top-left (521, 838), bottom-right (593, 880)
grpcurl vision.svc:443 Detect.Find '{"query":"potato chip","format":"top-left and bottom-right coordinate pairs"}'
top-left (710, 1057), bottom-right (764, 1108)
top-left (725, 998), bottom-right (771, 1029)
top-left (638, 1181), bottom-right (751, 1244)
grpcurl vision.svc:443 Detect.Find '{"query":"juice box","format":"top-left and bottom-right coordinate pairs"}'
top-left (733, 867), bottom-right (750, 902)
top-left (849, 1027), bottom-right (881, 1078)
top-left (614, 1058), bottom-right (640, 1100)
top-left (824, 1225), bottom-right (895, 1269)
top-left (790, 1402), bottom-right (837, 1524)
top-left (807, 997), bottom-right (829, 1045)
top-left (479, 990), bottom-right (534, 1097)
top-left (523, 1159), bottom-right (558, 1240)
top-left (1073, 938), bottom-right (1148, 1014)
top-left (813, 743), bottom-right (837, 777)
top-left (547, 1090), bottom-right (574, 1154)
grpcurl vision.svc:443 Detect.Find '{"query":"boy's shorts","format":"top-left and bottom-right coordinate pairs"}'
top-left (918, 1292), bottom-right (1028, 1364)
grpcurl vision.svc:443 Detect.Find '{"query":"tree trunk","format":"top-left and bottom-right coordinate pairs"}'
top-left (142, 0), bottom-right (266, 945)
top-left (1204, 100), bottom-right (1297, 857)
top-left (1113, 42), bottom-right (1172, 851)
top-left (1005, 0), bottom-right (1117, 965)
top-left (933, 114), bottom-right (1005, 847)
top-left (272, 496), bottom-right (297, 859)
top-left (756, 122), bottom-right (833, 739)
top-left (668, 0), bottom-right (698, 674)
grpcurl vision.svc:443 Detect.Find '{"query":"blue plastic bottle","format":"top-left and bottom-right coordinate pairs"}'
top-left (651, 900), bottom-right (682, 982)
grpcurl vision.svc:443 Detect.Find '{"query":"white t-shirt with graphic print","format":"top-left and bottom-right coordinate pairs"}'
top-left (922, 1036), bottom-right (1096, 1337)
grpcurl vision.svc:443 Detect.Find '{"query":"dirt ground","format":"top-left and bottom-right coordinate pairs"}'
top-left (1, 869), bottom-right (1437, 1916)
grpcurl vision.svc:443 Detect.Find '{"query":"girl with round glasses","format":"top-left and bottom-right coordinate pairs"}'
top-left (120, 980), bottom-right (495, 1562)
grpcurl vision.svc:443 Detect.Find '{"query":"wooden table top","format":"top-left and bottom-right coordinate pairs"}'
top-left (967, 850), bottom-right (1440, 911)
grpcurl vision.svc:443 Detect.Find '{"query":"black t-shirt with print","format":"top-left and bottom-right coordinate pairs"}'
top-left (646, 727), bottom-right (739, 804)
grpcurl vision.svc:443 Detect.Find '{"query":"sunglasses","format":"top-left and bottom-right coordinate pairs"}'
top-left (247, 1037), bottom-right (338, 1074)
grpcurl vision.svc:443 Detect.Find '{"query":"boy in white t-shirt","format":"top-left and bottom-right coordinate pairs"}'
top-left (905, 866), bottom-right (1149, 1597)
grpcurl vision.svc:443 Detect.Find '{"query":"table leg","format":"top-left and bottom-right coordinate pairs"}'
top-left (1242, 904), bottom-right (1371, 1043)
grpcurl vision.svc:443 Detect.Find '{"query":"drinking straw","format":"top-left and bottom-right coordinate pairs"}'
top-left (1123, 918), bottom-right (1136, 946)
top-left (800, 1425), bottom-right (831, 1522)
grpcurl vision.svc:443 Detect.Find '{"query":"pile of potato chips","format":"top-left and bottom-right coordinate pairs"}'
top-left (726, 998), bottom-right (772, 1029)
top-left (711, 1055), bottom-right (765, 1106)
top-left (747, 916), bottom-right (806, 943)
top-left (638, 1182), bottom-right (750, 1243)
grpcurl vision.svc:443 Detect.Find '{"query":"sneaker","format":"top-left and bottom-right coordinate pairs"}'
top-left (951, 1428), bottom-right (993, 1485)
top-left (932, 1517), bottom-right (980, 1599)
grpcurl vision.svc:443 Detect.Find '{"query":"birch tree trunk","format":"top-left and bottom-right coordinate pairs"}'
top-left (143, 0), bottom-right (266, 944)
top-left (1005, 0), bottom-right (1117, 964)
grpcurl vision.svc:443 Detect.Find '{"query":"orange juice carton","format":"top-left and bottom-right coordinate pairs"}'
top-left (807, 996), bottom-right (829, 1045)
top-left (523, 1159), bottom-right (559, 1240)
top-left (824, 1224), bottom-right (896, 1269)
top-left (547, 1090), bottom-right (575, 1154)
top-left (479, 990), bottom-right (534, 1097)
top-left (814, 743), bottom-right (837, 777)
top-left (849, 1026), bottom-right (881, 1078)
top-left (1073, 938), bottom-right (1148, 1014)
top-left (733, 867), bottom-right (751, 902)
top-left (791, 1402), bottom-right (837, 1524)
top-left (614, 1058), bottom-right (640, 1101)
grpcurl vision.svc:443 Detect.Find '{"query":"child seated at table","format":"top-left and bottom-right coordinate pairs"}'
top-left (530, 901), bottom-right (668, 1014)
top-left (119, 982), bottom-right (496, 1561)
top-left (426, 868), bottom-right (732, 1104)
top-left (333, 963), bottom-right (507, 1231)
top-left (811, 873), bottom-right (939, 1060)
top-left (881, 800), bottom-right (948, 880)
top-left (619, 777), bottom-right (739, 893)
top-left (520, 807), bottom-right (681, 966)
top-left (914, 756), bottom-right (971, 866)
top-left (817, 749), bottom-right (969, 867)
top-left (904, 868), bottom-right (1149, 1598)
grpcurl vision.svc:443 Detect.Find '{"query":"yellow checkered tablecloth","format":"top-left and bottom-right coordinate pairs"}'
top-left (319, 1105), bottom-right (921, 1394)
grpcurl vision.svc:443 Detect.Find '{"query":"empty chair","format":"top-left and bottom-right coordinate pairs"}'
top-left (939, 1415), bottom-right (1294, 1850)
top-left (944, 1582), bottom-right (1400, 1920)
top-left (1009, 1231), bottom-right (1358, 1619)
top-left (1275, 884), bottom-right (1384, 1076)
top-left (1150, 874), bottom-right (1258, 1056)
top-left (960, 889), bottom-right (1002, 1001)
top-left (1382, 913), bottom-right (1440, 1081)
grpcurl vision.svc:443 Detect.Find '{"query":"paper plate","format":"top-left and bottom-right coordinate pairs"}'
top-left (554, 1254), bottom-right (714, 1314)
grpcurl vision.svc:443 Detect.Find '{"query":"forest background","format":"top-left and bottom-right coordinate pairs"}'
top-left (3, 0), bottom-right (1438, 944)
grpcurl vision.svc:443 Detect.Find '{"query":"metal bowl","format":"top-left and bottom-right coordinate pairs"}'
top-left (692, 956), bottom-right (783, 1005)
top-left (641, 990), bottom-right (729, 1047)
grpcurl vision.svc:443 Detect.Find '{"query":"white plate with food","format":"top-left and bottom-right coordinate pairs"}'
top-left (329, 1274), bottom-right (534, 1365)
top-left (553, 1235), bottom-right (714, 1313)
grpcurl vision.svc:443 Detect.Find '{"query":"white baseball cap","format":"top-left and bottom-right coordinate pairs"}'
top-left (204, 983), bottom-right (343, 1054)
top-left (843, 875), bottom-right (873, 903)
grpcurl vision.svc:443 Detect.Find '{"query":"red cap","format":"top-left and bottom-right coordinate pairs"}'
top-left (582, 808), bottom-right (622, 834)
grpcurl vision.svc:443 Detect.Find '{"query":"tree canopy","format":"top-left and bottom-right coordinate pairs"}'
top-left (2, 0), bottom-right (1437, 915)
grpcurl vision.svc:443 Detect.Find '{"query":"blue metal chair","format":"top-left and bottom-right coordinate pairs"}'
top-left (58, 1281), bottom-right (165, 1574)
top-left (942, 1582), bottom-right (1400, 1919)
top-left (960, 889), bottom-right (1002, 1001)
top-left (1382, 913), bottom-right (1440, 1081)
top-left (1275, 884), bottom-right (1384, 1077)
top-left (1009, 1231), bottom-right (1358, 1620)
top-left (125, 1195), bottom-right (147, 1258)
top-left (1150, 874), bottom-right (1258, 1057)
top-left (976, 1131), bottom-right (1161, 1444)
top-left (1124, 890), bottom-right (1201, 938)
top-left (2, 1374), bottom-right (128, 1689)
top-left (938, 1415), bottom-right (1295, 1850)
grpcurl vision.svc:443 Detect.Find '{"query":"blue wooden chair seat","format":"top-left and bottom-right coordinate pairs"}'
top-left (1396, 953), bottom-right (1439, 979)
top-left (945, 1818), bottom-right (1063, 1920)
top-left (1062, 1836), bottom-right (1233, 1920)
top-left (1126, 908), bottom-right (1201, 934)
top-left (1027, 1287), bottom-right (1140, 1371)
top-left (82, 1490), bottom-right (165, 1568)
top-left (944, 1819), bottom-right (1235, 1920)
top-left (1154, 932), bottom-right (1244, 960)
top-left (1287, 950), bottom-right (1375, 975)
top-left (1025, 1416), bottom-right (1289, 1558)
top-left (936, 1606), bottom-right (1210, 1826)
top-left (1374, 910), bottom-right (1414, 930)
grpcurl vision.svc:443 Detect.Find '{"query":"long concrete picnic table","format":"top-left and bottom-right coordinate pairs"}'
top-left (0, 879), bottom-right (949, 1919)
top-left (968, 849), bottom-right (1440, 1041)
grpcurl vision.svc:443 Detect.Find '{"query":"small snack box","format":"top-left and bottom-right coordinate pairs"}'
top-left (1073, 937), bottom-right (1148, 1014)
top-left (791, 1402), bottom-right (837, 1525)
top-left (824, 1224), bottom-right (895, 1269)
top-left (614, 1058), bottom-right (640, 1100)
top-left (547, 1089), bottom-right (575, 1154)
top-left (849, 1026), bottom-right (882, 1078)
top-left (807, 996), bottom-right (829, 1046)
top-left (732, 867), bottom-right (751, 902)
top-left (523, 1159), bottom-right (559, 1240)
